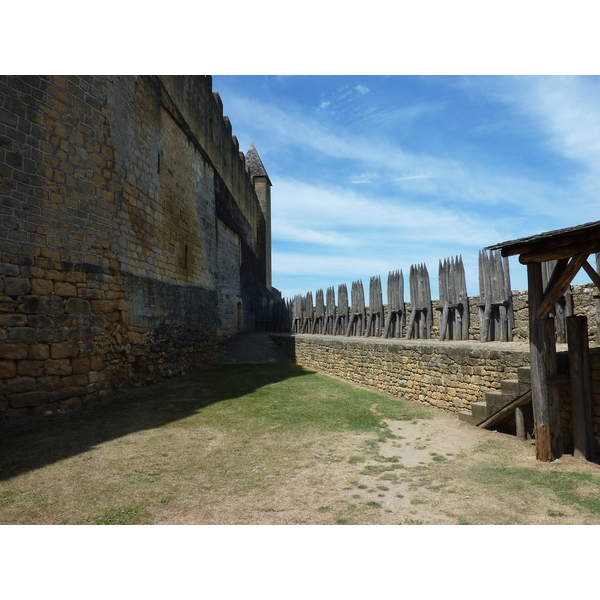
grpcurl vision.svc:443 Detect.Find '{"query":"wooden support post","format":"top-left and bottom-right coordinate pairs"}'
top-left (528, 262), bottom-right (563, 461)
top-left (596, 254), bottom-right (600, 345)
top-left (567, 316), bottom-right (596, 461)
top-left (515, 407), bottom-right (526, 439)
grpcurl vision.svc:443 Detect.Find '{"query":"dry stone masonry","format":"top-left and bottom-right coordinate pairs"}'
top-left (0, 75), bottom-right (275, 422)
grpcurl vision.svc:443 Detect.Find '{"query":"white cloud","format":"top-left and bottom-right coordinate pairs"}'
top-left (319, 100), bottom-right (330, 109)
top-left (355, 85), bottom-right (370, 94)
top-left (273, 221), bottom-right (357, 247)
top-left (392, 173), bottom-right (433, 181)
top-left (272, 177), bottom-right (514, 247)
top-left (517, 76), bottom-right (600, 173)
top-left (224, 90), bottom-right (583, 220)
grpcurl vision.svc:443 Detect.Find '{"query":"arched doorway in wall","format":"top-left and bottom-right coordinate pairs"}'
top-left (237, 302), bottom-right (243, 332)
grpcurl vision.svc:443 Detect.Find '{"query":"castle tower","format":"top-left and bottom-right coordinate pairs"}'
top-left (245, 144), bottom-right (272, 290)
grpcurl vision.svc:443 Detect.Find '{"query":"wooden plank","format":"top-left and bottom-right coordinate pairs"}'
top-left (528, 262), bottom-right (563, 461)
top-left (439, 304), bottom-right (449, 341)
top-left (479, 390), bottom-right (532, 430)
top-left (458, 255), bottom-right (469, 340)
top-left (582, 259), bottom-right (600, 290)
top-left (515, 406), bottom-right (526, 439)
top-left (567, 316), bottom-right (596, 461)
top-left (504, 256), bottom-right (514, 340)
top-left (489, 220), bottom-right (600, 257)
top-left (518, 238), bottom-right (600, 263)
top-left (424, 264), bottom-right (432, 338)
top-left (596, 254), bottom-right (600, 345)
top-left (536, 254), bottom-right (588, 320)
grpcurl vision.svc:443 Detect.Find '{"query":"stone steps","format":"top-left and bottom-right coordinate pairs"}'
top-left (459, 367), bottom-right (531, 426)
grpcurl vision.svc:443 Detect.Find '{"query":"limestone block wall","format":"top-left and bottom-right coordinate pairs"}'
top-left (273, 334), bottom-right (600, 451)
top-left (272, 334), bottom-right (531, 412)
top-left (0, 75), bottom-right (271, 422)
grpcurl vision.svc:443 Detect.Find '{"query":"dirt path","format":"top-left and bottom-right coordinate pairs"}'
top-left (344, 407), bottom-right (600, 525)
top-left (346, 410), bottom-right (515, 524)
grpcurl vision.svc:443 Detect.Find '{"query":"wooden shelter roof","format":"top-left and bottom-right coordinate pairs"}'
top-left (486, 220), bottom-right (600, 264)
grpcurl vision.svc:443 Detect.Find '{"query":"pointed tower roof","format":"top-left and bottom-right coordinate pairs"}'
top-left (245, 144), bottom-right (272, 186)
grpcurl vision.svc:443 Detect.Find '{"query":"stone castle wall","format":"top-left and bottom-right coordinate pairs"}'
top-left (0, 75), bottom-right (270, 422)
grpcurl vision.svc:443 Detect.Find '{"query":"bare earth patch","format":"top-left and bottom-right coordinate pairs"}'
top-left (3, 363), bottom-right (600, 525)
top-left (343, 408), bottom-right (600, 525)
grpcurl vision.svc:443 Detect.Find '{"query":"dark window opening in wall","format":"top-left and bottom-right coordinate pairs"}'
top-left (157, 152), bottom-right (161, 173)
top-left (184, 244), bottom-right (189, 270)
top-left (237, 302), bottom-right (243, 332)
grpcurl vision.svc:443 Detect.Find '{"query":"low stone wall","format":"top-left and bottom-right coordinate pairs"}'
top-left (272, 334), bottom-right (531, 412)
top-left (273, 333), bottom-right (600, 452)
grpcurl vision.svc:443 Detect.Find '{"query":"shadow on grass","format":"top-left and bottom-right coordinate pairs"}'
top-left (0, 362), bottom-right (312, 482)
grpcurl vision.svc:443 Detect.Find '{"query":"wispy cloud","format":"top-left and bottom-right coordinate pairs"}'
top-left (392, 173), bottom-right (433, 181)
top-left (355, 85), bottom-right (370, 94)
top-left (272, 177), bottom-right (514, 247)
top-left (214, 75), bottom-right (600, 297)
top-left (224, 90), bottom-right (577, 219)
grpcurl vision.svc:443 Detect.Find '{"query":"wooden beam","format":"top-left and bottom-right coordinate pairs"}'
top-left (478, 390), bottom-right (532, 430)
top-left (582, 259), bottom-right (600, 290)
top-left (518, 239), bottom-right (600, 263)
top-left (528, 262), bottom-right (563, 461)
top-left (535, 254), bottom-right (588, 320)
top-left (567, 316), bottom-right (596, 462)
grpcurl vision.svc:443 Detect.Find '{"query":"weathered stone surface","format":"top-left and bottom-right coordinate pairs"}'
top-left (44, 359), bottom-right (72, 376)
top-left (89, 355), bottom-right (103, 370)
top-left (88, 370), bottom-right (107, 383)
top-left (17, 360), bottom-right (45, 377)
top-left (36, 328), bottom-right (66, 344)
top-left (36, 376), bottom-right (60, 392)
top-left (17, 295), bottom-right (40, 314)
top-left (60, 374), bottom-right (89, 388)
top-left (54, 281), bottom-right (78, 297)
top-left (0, 343), bottom-right (28, 360)
top-left (0, 297), bottom-right (18, 312)
top-left (0, 314), bottom-right (28, 327)
top-left (66, 326), bottom-right (94, 342)
top-left (59, 397), bottom-right (82, 411)
top-left (77, 342), bottom-right (98, 357)
top-left (71, 357), bottom-right (90, 374)
top-left (0, 360), bottom-right (17, 378)
top-left (8, 327), bottom-right (37, 344)
top-left (38, 295), bottom-right (64, 315)
top-left (273, 335), bottom-right (532, 415)
top-left (90, 299), bottom-right (119, 314)
top-left (0, 263), bottom-right (20, 276)
top-left (28, 314), bottom-right (53, 328)
top-left (2, 377), bottom-right (37, 393)
top-left (50, 342), bottom-right (79, 359)
top-left (9, 391), bottom-right (52, 408)
top-left (4, 278), bottom-right (31, 296)
top-left (64, 298), bottom-right (91, 314)
top-left (30, 279), bottom-right (54, 295)
top-left (0, 76), bottom-right (284, 422)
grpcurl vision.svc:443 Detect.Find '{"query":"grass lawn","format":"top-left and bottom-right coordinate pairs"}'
top-left (0, 363), bottom-right (427, 525)
top-left (3, 362), bottom-right (600, 525)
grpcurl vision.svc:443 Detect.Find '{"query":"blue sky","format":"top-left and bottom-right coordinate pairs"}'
top-left (212, 75), bottom-right (600, 301)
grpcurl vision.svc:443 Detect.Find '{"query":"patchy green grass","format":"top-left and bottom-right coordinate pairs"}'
top-left (471, 466), bottom-right (600, 514)
top-left (0, 363), bottom-right (428, 525)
